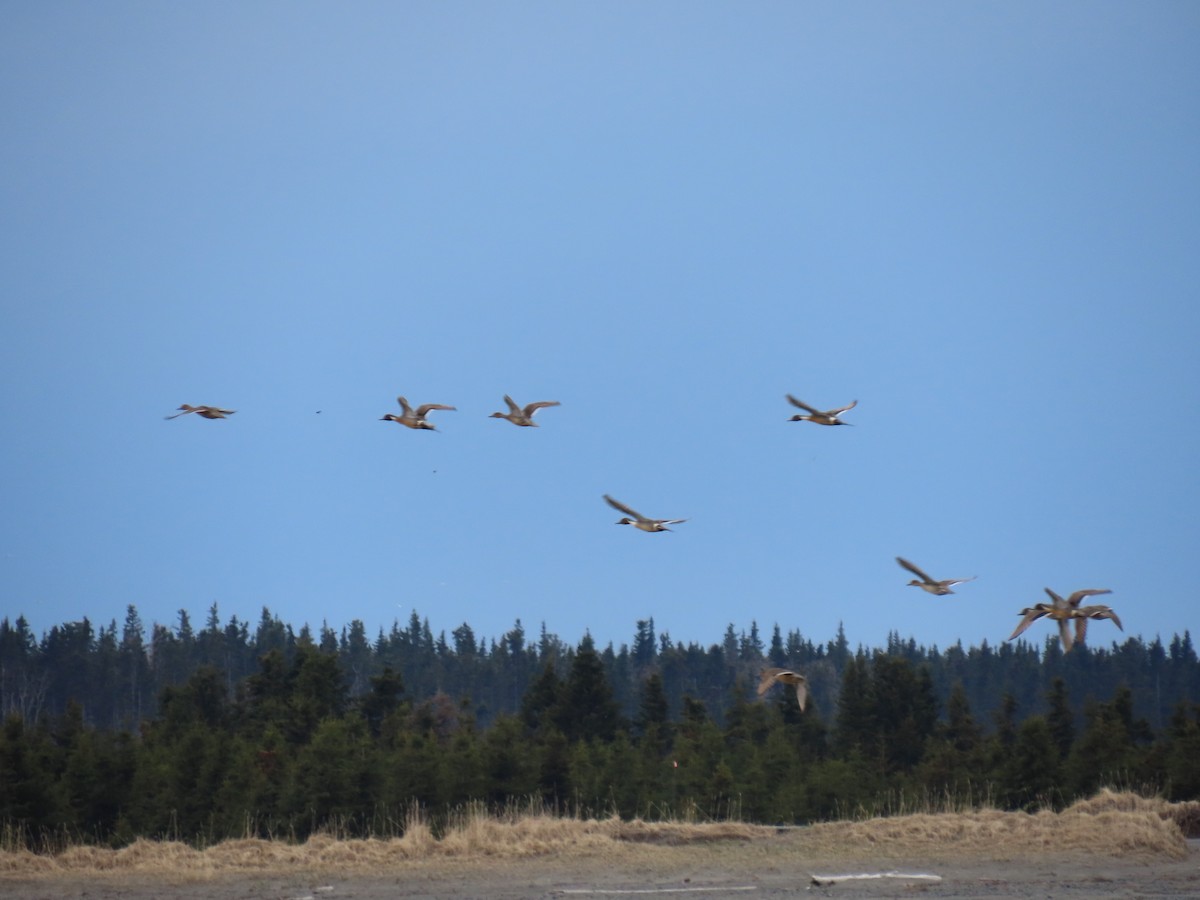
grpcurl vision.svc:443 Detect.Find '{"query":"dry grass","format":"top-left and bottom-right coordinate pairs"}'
top-left (612, 819), bottom-right (768, 845)
top-left (809, 803), bottom-right (1188, 861)
top-left (0, 790), bottom-right (1190, 881)
top-left (1066, 786), bottom-right (1200, 837)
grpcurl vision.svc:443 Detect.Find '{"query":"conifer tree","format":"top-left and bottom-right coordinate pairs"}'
top-left (1045, 677), bottom-right (1075, 760)
top-left (359, 666), bottom-right (405, 737)
top-left (1002, 715), bottom-right (1060, 810)
top-left (635, 672), bottom-right (672, 756)
top-left (833, 652), bottom-right (876, 760)
top-left (555, 635), bottom-right (621, 743)
top-left (1163, 701), bottom-right (1200, 800)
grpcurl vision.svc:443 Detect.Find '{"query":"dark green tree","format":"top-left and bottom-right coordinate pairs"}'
top-left (1045, 677), bottom-right (1075, 760)
top-left (554, 635), bottom-right (620, 744)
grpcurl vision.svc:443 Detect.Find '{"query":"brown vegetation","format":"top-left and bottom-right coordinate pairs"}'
top-left (0, 791), bottom-right (1189, 883)
top-left (1066, 786), bottom-right (1200, 837)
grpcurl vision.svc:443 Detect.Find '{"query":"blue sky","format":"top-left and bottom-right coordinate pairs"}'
top-left (2, 3), bottom-right (1198, 657)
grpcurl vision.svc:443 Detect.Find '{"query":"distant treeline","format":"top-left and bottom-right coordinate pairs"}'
top-left (1, 606), bottom-right (1198, 843)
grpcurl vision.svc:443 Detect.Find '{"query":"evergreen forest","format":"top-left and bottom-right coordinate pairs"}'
top-left (2, 605), bottom-right (1200, 846)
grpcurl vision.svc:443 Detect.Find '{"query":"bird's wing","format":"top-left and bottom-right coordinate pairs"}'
top-left (896, 557), bottom-right (934, 583)
top-left (786, 395), bottom-right (819, 414)
top-left (604, 495), bottom-right (644, 520)
top-left (524, 400), bottom-right (561, 415)
top-left (396, 396), bottom-right (414, 415)
top-left (658, 518), bottom-right (687, 525)
top-left (416, 403), bottom-right (456, 416)
top-left (211, 408), bottom-right (235, 416)
top-left (1008, 607), bottom-right (1046, 640)
top-left (794, 679), bottom-right (808, 712)
top-left (757, 668), bottom-right (784, 695)
top-left (826, 400), bottom-right (858, 416)
top-left (1079, 605), bottom-right (1123, 631)
top-left (1065, 589), bottom-right (1112, 607)
top-left (503, 395), bottom-right (522, 414)
top-left (946, 576), bottom-right (977, 586)
top-left (1058, 617), bottom-right (1073, 651)
top-left (164, 408), bottom-right (193, 419)
top-left (1073, 616), bottom-right (1089, 646)
top-left (1043, 588), bottom-right (1066, 607)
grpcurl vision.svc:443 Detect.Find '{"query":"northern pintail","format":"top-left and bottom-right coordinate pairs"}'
top-left (896, 557), bottom-right (976, 595)
top-left (165, 405), bottom-right (236, 420)
top-left (1007, 588), bottom-right (1113, 651)
top-left (380, 396), bottom-right (456, 430)
top-left (757, 667), bottom-right (809, 712)
top-left (603, 495), bottom-right (686, 532)
top-left (1070, 603), bottom-right (1123, 646)
top-left (786, 396), bottom-right (857, 426)
top-left (489, 395), bottom-right (561, 427)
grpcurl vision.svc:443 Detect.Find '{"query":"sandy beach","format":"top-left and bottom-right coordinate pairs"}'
top-left (4, 843), bottom-right (1198, 899)
top-left (4, 794), bottom-right (1197, 899)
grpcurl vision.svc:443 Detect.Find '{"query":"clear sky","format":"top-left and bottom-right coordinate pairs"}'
top-left (2, 3), bottom-right (1198, 657)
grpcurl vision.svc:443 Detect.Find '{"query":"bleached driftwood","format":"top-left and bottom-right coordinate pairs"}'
top-left (809, 870), bottom-right (942, 886)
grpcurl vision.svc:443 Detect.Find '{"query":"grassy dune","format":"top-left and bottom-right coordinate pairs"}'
top-left (0, 790), bottom-right (1193, 881)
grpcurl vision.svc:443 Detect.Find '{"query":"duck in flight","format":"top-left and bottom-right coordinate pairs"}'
top-left (489, 395), bottom-right (561, 427)
top-left (1008, 588), bottom-right (1115, 652)
top-left (380, 396), bottom-right (456, 431)
top-left (896, 557), bottom-right (976, 595)
top-left (603, 495), bottom-right (686, 533)
top-left (1069, 603), bottom-right (1123, 646)
top-left (165, 405), bottom-right (236, 420)
top-left (786, 396), bottom-right (857, 426)
top-left (757, 667), bottom-right (809, 712)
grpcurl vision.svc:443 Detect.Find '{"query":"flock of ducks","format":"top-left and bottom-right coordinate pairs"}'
top-left (169, 394), bottom-right (1121, 712)
top-left (1008, 588), bottom-right (1121, 654)
top-left (756, 569), bottom-right (1121, 714)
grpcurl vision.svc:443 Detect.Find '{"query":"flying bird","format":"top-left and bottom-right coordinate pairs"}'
top-left (1008, 602), bottom-right (1065, 648)
top-left (1009, 588), bottom-right (1115, 652)
top-left (380, 396), bottom-right (456, 431)
top-left (603, 495), bottom-right (686, 533)
top-left (786, 396), bottom-right (857, 426)
top-left (1071, 604), bottom-right (1123, 647)
top-left (489, 395), bottom-right (561, 427)
top-left (896, 557), bottom-right (976, 595)
top-left (757, 667), bottom-right (808, 712)
top-left (165, 405), bottom-right (236, 420)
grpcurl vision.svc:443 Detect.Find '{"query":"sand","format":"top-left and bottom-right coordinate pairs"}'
top-left (3, 836), bottom-right (1197, 899)
top-left (5, 796), bottom-right (1198, 899)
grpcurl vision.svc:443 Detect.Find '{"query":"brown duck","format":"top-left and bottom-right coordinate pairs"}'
top-left (897, 557), bottom-right (976, 595)
top-left (603, 495), bottom-right (686, 533)
top-left (786, 396), bottom-right (856, 426)
top-left (165, 405), bottom-right (236, 420)
top-left (757, 667), bottom-right (808, 712)
top-left (489, 395), bottom-right (561, 427)
top-left (1008, 588), bottom-right (1114, 651)
top-left (380, 396), bottom-right (456, 430)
